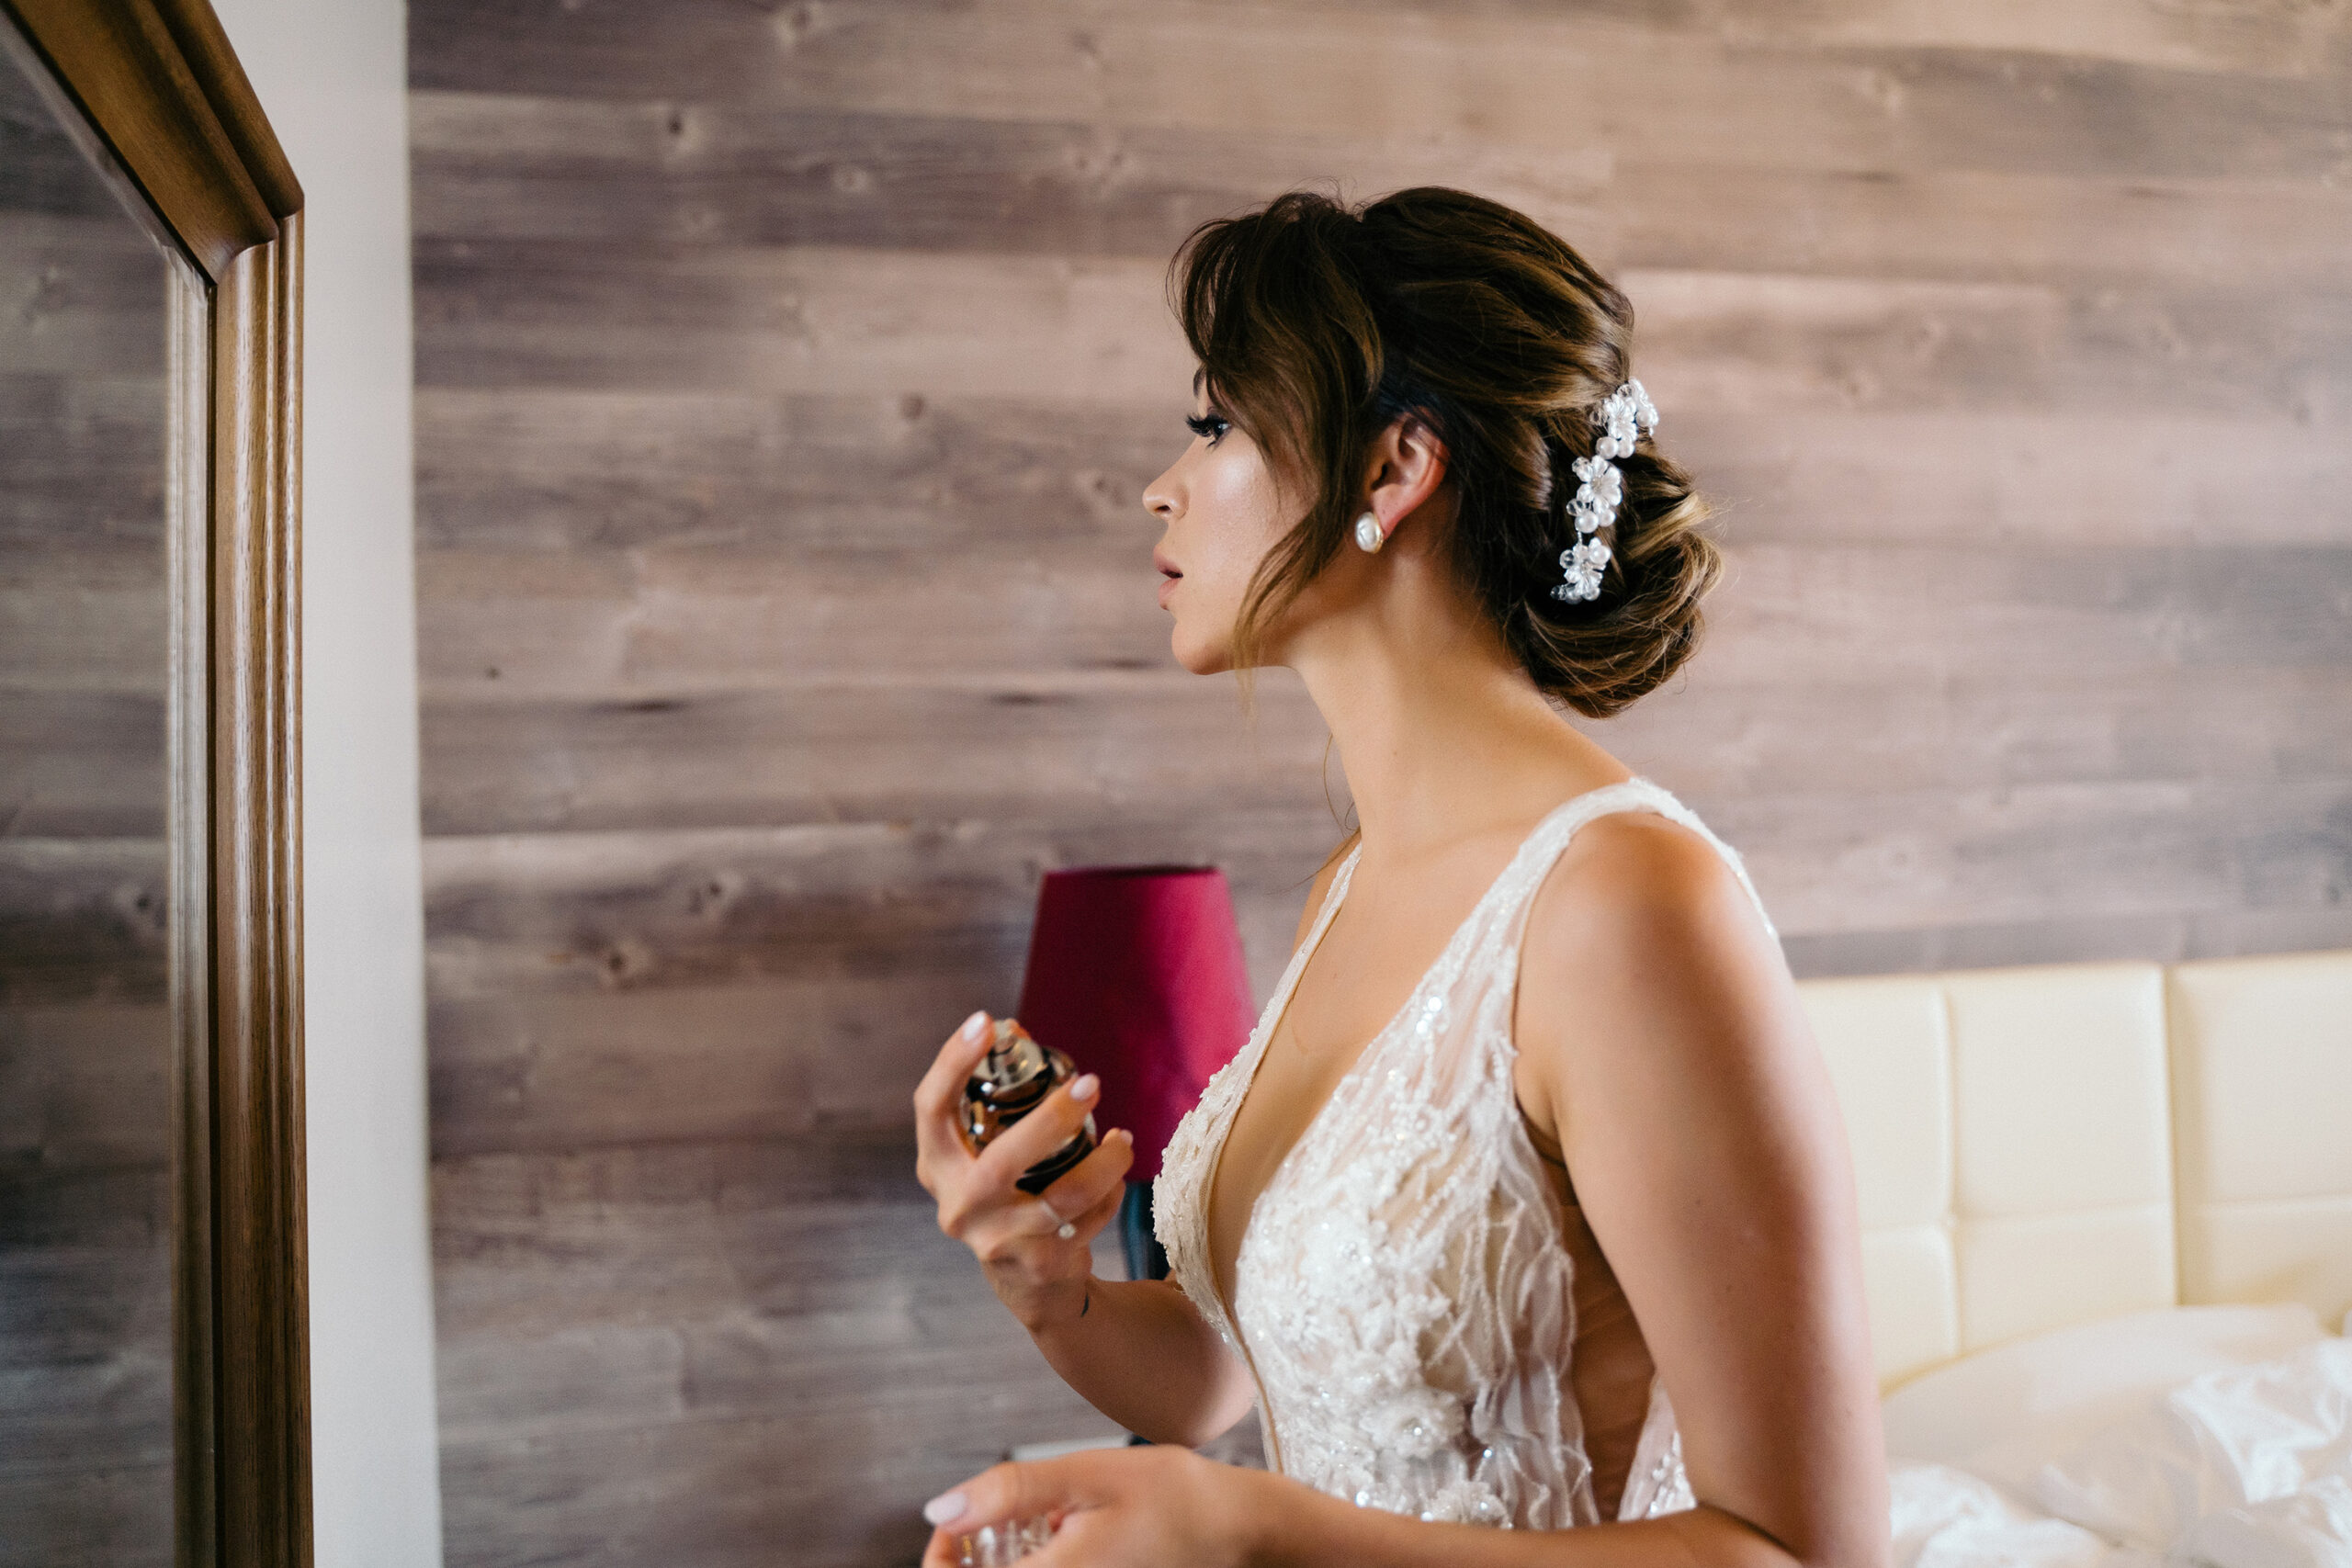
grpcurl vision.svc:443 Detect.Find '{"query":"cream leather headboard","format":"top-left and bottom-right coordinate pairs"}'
top-left (2168, 951), bottom-right (2352, 1332)
top-left (1799, 963), bottom-right (2178, 1390)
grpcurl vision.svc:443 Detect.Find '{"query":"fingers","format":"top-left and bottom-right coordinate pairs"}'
top-left (1023, 1177), bottom-right (1125, 1260)
top-left (912, 1009), bottom-right (996, 1173)
top-left (913, 1008), bottom-right (994, 1125)
top-left (1034, 1127), bottom-right (1135, 1240)
top-left (1070, 1170), bottom-right (1125, 1237)
top-left (967, 1072), bottom-right (1102, 1191)
top-left (916, 1014), bottom-right (1134, 1281)
top-left (920, 1460), bottom-right (1033, 1568)
top-left (922, 1455), bottom-right (1114, 1566)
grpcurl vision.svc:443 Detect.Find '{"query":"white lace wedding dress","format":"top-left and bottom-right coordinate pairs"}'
top-left (1153, 778), bottom-right (1776, 1530)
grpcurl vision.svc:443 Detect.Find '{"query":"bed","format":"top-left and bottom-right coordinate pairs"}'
top-left (1799, 948), bottom-right (2352, 1565)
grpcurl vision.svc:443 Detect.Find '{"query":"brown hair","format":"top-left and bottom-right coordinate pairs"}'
top-left (1172, 186), bottom-right (1721, 726)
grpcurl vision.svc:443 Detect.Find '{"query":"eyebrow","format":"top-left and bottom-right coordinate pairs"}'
top-left (1191, 367), bottom-right (1204, 399)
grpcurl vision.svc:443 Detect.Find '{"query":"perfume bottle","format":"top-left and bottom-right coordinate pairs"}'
top-left (956, 1515), bottom-right (1055, 1566)
top-left (961, 1017), bottom-right (1096, 1193)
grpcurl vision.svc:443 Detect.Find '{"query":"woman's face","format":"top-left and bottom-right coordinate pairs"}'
top-left (1141, 375), bottom-right (1296, 674)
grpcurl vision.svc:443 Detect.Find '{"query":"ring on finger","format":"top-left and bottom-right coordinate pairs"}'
top-left (1036, 1195), bottom-right (1076, 1241)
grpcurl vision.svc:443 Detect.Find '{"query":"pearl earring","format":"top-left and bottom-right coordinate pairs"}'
top-left (1353, 511), bottom-right (1385, 553)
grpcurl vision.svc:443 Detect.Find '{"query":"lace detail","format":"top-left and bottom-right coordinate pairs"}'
top-left (1154, 778), bottom-right (1770, 1529)
top-left (1641, 1434), bottom-right (1696, 1518)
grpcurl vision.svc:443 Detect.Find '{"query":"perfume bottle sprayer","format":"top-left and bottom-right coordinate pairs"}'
top-left (959, 1017), bottom-right (1096, 1191)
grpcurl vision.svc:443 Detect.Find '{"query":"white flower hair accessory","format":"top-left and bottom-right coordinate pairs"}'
top-left (1553, 378), bottom-right (1658, 604)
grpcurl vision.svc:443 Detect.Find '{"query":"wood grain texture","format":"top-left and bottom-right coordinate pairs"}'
top-left (205, 218), bottom-right (309, 1568)
top-left (410, 91), bottom-right (2352, 288)
top-left (0, 378), bottom-right (169, 548)
top-left (0, 840), bottom-right (169, 1003)
top-left (1, 7), bottom-right (311, 1565)
top-left (0, 218), bottom-right (170, 387)
top-left (408, 0), bottom-right (2352, 157)
top-left (432, 1134), bottom-right (1258, 1568)
top-left (417, 682), bottom-right (1339, 833)
top-left (422, 808), bottom-right (1328, 1000)
top-left (427, 1134), bottom-right (1128, 1568)
top-left (0, 694), bottom-right (166, 838)
top-left (1, 0), bottom-right (307, 276)
top-left (406, 539), bottom-right (2352, 699)
top-left (0, 42), bottom-right (180, 1568)
top-left (413, 237), bottom-right (2352, 419)
top-left (410, 3), bottom-right (2352, 1562)
top-left (412, 389), bottom-right (2352, 561)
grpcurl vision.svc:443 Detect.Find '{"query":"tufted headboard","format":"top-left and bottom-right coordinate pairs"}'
top-left (1796, 949), bottom-right (2352, 1391)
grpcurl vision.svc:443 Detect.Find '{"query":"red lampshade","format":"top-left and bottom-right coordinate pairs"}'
top-left (1014, 864), bottom-right (1255, 1183)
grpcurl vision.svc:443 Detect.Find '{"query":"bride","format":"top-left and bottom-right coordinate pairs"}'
top-left (912, 186), bottom-right (1890, 1567)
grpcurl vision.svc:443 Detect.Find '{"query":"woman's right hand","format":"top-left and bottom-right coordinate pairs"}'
top-left (913, 1010), bottom-right (1136, 1333)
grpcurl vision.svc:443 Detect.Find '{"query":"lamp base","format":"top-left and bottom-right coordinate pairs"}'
top-left (1117, 1181), bottom-right (1169, 1283)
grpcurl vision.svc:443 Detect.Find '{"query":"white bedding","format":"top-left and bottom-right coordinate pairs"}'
top-left (1884, 1307), bottom-right (2352, 1568)
top-left (1892, 1462), bottom-right (2154, 1567)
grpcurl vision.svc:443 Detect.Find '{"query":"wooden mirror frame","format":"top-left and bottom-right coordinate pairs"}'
top-left (0, 1), bottom-right (307, 1563)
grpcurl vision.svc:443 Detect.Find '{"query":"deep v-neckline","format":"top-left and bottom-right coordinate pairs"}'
top-left (1199, 780), bottom-right (1648, 1335)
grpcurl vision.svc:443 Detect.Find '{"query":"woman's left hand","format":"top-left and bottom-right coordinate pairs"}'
top-left (919, 1444), bottom-right (1266, 1568)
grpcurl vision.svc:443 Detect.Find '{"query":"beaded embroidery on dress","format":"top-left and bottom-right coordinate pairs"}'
top-left (1153, 779), bottom-right (1774, 1529)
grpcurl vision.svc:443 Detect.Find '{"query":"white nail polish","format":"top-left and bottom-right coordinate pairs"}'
top-left (922, 1489), bottom-right (967, 1526)
top-left (961, 1010), bottom-right (986, 1041)
top-left (1070, 1074), bottom-right (1098, 1102)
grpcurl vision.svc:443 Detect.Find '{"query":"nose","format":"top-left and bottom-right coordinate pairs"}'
top-left (1142, 458), bottom-right (1182, 523)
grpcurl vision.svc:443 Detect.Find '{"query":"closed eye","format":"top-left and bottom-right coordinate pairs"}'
top-left (1184, 412), bottom-right (1230, 446)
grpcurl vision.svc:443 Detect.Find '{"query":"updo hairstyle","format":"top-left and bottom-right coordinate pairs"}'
top-left (1171, 186), bottom-right (1721, 720)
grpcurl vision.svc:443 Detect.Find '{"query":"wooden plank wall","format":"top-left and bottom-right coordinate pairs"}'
top-left (0, 53), bottom-right (176, 1568)
top-left (407, 5), bottom-right (2352, 1565)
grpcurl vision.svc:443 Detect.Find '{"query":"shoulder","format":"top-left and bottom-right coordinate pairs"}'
top-left (1534, 808), bottom-right (1767, 970)
top-left (1514, 807), bottom-right (1805, 1134)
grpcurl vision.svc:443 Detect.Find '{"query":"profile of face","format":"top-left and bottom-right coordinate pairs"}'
top-left (1133, 380), bottom-right (1363, 682)
top-left (1141, 376), bottom-right (1294, 675)
top-left (1142, 373), bottom-right (1450, 678)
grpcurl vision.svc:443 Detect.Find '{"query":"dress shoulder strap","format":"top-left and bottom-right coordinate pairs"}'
top-left (1510, 777), bottom-right (1777, 942)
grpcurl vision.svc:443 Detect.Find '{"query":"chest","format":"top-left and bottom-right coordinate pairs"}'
top-left (1204, 850), bottom-right (1550, 1314)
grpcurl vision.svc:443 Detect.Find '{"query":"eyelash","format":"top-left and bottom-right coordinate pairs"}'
top-left (1185, 412), bottom-right (1230, 446)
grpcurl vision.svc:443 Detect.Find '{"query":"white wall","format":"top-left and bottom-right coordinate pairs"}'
top-left (204, 1), bottom-right (443, 1562)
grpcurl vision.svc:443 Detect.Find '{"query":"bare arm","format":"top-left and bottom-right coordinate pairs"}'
top-left (920, 823), bottom-right (1888, 1566)
top-left (1507, 815), bottom-right (1890, 1567)
top-left (1033, 1276), bottom-right (1259, 1446)
top-left (910, 855), bottom-right (1345, 1448)
top-left (912, 1017), bottom-right (1253, 1443)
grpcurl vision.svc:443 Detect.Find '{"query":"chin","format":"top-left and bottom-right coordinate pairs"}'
top-left (1169, 625), bottom-right (1232, 677)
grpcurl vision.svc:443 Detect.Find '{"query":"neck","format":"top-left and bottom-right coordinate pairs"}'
top-left (1280, 541), bottom-right (1628, 865)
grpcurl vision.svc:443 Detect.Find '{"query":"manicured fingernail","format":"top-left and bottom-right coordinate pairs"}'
top-left (1112, 1127), bottom-right (1133, 1145)
top-left (961, 1010), bottom-right (987, 1041)
top-left (922, 1490), bottom-right (967, 1526)
top-left (1070, 1074), bottom-right (1099, 1102)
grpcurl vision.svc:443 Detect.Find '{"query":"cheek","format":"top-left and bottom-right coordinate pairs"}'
top-left (1194, 446), bottom-right (1265, 509)
top-left (1192, 448), bottom-right (1286, 577)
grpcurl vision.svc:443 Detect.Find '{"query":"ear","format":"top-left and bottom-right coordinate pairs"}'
top-left (1362, 412), bottom-right (1449, 539)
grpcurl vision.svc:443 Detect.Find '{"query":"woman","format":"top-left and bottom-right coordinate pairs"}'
top-left (911, 187), bottom-right (1889, 1567)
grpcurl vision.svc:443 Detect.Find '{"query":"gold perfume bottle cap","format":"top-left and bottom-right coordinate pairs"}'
top-left (958, 1017), bottom-right (1097, 1194)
